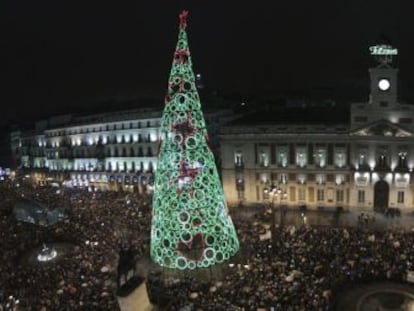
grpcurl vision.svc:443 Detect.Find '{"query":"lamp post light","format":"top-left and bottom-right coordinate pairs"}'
top-left (2, 295), bottom-right (20, 311)
top-left (269, 184), bottom-right (287, 245)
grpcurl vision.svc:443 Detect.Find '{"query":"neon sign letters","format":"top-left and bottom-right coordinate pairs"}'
top-left (369, 45), bottom-right (398, 56)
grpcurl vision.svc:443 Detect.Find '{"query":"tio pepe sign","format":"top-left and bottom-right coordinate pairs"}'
top-left (369, 45), bottom-right (398, 56)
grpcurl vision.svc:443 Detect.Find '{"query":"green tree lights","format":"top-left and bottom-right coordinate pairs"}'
top-left (150, 10), bottom-right (239, 270)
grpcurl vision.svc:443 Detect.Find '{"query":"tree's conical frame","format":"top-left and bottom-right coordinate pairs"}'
top-left (150, 10), bottom-right (239, 270)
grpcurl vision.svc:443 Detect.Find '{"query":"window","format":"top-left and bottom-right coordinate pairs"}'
top-left (317, 189), bottom-right (324, 202)
top-left (235, 152), bottom-right (243, 167)
top-left (297, 174), bottom-right (306, 184)
top-left (358, 190), bottom-right (365, 203)
top-left (316, 174), bottom-right (325, 185)
top-left (296, 147), bottom-right (307, 167)
top-left (336, 190), bottom-right (344, 203)
top-left (334, 150), bottom-right (346, 168)
top-left (279, 173), bottom-right (288, 184)
top-left (315, 149), bottom-right (326, 167)
top-left (277, 147), bottom-right (288, 167)
top-left (376, 152), bottom-right (388, 169)
top-left (397, 151), bottom-right (408, 170)
top-left (260, 151), bottom-right (269, 167)
top-left (397, 191), bottom-right (405, 204)
top-left (298, 188), bottom-right (306, 201)
top-left (335, 174), bottom-right (345, 185)
top-left (358, 149), bottom-right (368, 167)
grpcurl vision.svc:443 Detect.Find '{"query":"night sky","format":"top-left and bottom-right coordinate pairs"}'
top-left (2, 1), bottom-right (414, 126)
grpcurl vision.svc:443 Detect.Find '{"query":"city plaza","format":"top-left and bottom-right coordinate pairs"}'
top-left (3, 10), bottom-right (414, 311)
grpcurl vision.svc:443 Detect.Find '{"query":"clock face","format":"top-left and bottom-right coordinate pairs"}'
top-left (378, 78), bottom-right (390, 91)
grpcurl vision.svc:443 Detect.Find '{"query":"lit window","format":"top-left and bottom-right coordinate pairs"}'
top-left (335, 174), bottom-right (345, 185)
top-left (298, 174), bottom-right (306, 184)
top-left (279, 173), bottom-right (287, 184)
top-left (296, 148), bottom-right (307, 167)
top-left (277, 147), bottom-right (288, 167)
top-left (358, 151), bottom-right (368, 166)
top-left (315, 149), bottom-right (326, 167)
top-left (334, 150), bottom-right (346, 168)
top-left (260, 151), bottom-right (269, 167)
top-left (316, 174), bottom-right (325, 185)
top-left (235, 152), bottom-right (243, 167)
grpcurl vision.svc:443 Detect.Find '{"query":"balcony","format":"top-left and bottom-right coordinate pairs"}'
top-left (355, 163), bottom-right (371, 172)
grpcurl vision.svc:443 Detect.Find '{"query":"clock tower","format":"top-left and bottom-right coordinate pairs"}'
top-left (368, 40), bottom-right (398, 107)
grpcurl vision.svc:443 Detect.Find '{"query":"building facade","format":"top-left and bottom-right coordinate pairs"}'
top-left (11, 107), bottom-right (236, 192)
top-left (221, 44), bottom-right (414, 213)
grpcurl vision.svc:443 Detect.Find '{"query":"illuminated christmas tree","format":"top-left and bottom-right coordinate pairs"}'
top-left (150, 10), bottom-right (239, 270)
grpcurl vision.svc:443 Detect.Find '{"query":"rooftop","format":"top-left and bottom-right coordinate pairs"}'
top-left (231, 105), bottom-right (350, 126)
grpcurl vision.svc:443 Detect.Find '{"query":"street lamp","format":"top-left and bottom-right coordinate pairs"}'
top-left (269, 184), bottom-right (287, 244)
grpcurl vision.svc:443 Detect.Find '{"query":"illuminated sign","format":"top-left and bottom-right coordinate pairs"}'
top-left (369, 45), bottom-right (398, 56)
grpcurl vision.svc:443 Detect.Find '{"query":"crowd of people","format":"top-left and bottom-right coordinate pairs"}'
top-left (162, 218), bottom-right (414, 310)
top-left (0, 180), bottom-right (151, 310)
top-left (2, 176), bottom-right (414, 311)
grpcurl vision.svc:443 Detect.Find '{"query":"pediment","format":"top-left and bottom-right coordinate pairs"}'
top-left (351, 120), bottom-right (413, 137)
